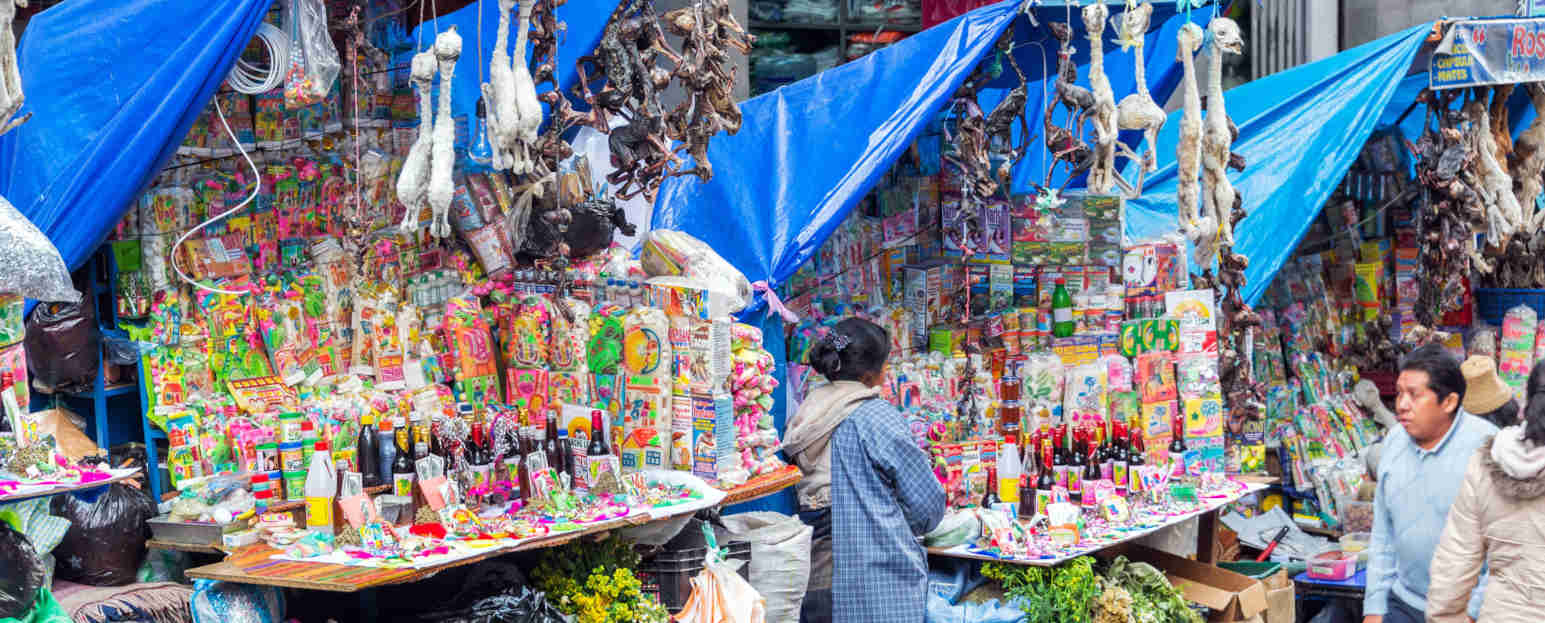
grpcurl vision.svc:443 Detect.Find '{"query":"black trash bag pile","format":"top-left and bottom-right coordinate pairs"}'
top-left (25, 295), bottom-right (99, 394)
top-left (51, 483), bottom-right (157, 586)
top-left (0, 520), bottom-right (46, 618)
top-left (419, 586), bottom-right (566, 623)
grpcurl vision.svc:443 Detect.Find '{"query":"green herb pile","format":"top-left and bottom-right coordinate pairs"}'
top-left (980, 555), bottom-right (1200, 623)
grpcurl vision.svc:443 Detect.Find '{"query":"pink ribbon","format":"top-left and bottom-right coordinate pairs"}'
top-left (753, 281), bottom-right (800, 324)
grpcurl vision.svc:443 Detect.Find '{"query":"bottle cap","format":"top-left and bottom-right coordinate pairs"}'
top-left (1055, 277), bottom-right (1066, 285)
top-left (315, 440), bottom-right (329, 452)
top-left (381, 419), bottom-right (393, 432)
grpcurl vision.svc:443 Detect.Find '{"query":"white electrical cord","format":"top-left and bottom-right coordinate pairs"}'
top-left (168, 96), bottom-right (263, 296)
top-left (228, 23), bottom-right (289, 95)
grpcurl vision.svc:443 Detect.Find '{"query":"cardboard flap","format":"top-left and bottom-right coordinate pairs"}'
top-left (1100, 544), bottom-right (1269, 621)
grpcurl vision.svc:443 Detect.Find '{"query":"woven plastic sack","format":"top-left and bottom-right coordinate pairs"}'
top-left (190, 580), bottom-right (283, 623)
top-left (50, 484), bottom-right (157, 586)
top-left (0, 195), bottom-right (78, 303)
top-left (720, 512), bottom-right (811, 623)
top-left (0, 518), bottom-right (46, 618)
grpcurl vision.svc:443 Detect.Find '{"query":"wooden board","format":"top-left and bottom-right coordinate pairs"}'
top-left (0, 468), bottom-right (141, 505)
top-left (928, 482), bottom-right (1267, 567)
top-left (146, 539), bottom-right (227, 555)
top-left (719, 465), bottom-right (801, 507)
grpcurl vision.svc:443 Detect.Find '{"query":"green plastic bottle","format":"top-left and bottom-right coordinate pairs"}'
top-left (1051, 277), bottom-right (1075, 338)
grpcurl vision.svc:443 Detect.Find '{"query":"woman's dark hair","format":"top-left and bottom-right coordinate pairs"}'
top-left (808, 318), bottom-right (890, 383)
top-left (1522, 361), bottom-right (1545, 445)
top-left (1400, 344), bottom-right (1466, 413)
top-left (1476, 399), bottom-right (1520, 430)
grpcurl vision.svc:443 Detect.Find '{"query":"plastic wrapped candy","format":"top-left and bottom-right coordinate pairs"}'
top-left (640, 230), bottom-right (752, 312)
top-left (0, 195), bottom-right (78, 302)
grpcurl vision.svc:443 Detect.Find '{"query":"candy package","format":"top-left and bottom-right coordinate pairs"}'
top-left (640, 230), bottom-right (752, 312)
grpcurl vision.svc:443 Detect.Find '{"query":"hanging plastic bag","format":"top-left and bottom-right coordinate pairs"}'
top-left (673, 525), bottom-right (766, 623)
top-left (0, 195), bottom-right (79, 303)
top-left (283, 0), bottom-right (340, 108)
top-left (0, 515), bottom-right (46, 619)
top-left (50, 483), bottom-right (158, 586)
top-left (719, 512), bottom-right (811, 622)
top-left (189, 580), bottom-right (284, 623)
top-left (640, 230), bottom-right (752, 312)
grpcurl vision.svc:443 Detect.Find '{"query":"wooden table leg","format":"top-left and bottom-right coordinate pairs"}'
top-left (1196, 510), bottom-right (1218, 564)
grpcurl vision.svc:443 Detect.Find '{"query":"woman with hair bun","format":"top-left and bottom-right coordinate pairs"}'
top-left (1426, 360), bottom-right (1545, 623)
top-left (782, 317), bottom-right (944, 623)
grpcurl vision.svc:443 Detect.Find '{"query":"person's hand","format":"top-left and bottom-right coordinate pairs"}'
top-left (1362, 616), bottom-right (1382, 623)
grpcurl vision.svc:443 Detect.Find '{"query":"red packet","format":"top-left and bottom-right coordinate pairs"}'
top-left (506, 368), bottom-right (550, 412)
top-left (1136, 352), bottom-right (1177, 403)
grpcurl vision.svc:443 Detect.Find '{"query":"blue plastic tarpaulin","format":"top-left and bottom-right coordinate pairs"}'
top-left (652, 0), bottom-right (1209, 317)
top-left (0, 0), bottom-right (272, 273)
top-left (1124, 22), bottom-right (1431, 304)
top-left (404, 0), bottom-right (621, 142)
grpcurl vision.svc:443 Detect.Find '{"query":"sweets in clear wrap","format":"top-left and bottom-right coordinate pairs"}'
top-left (587, 305), bottom-right (627, 375)
top-left (1137, 351), bottom-right (1177, 403)
top-left (1102, 353), bottom-right (1133, 393)
top-left (549, 298), bottom-right (591, 373)
top-left (1499, 305), bottom-right (1537, 401)
top-left (1063, 363), bottom-right (1108, 429)
top-left (1018, 352), bottom-right (1065, 422)
top-left (639, 230), bottom-right (752, 312)
top-left (1176, 353), bottom-right (1221, 400)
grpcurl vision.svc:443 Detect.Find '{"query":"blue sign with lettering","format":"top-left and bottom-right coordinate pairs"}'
top-left (1431, 18), bottom-right (1545, 90)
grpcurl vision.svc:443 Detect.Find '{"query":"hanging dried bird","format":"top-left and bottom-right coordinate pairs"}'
top-left (1174, 23), bottom-right (1210, 266)
top-left (1113, 2), bottom-right (1164, 194)
top-left (395, 51), bottom-right (437, 235)
top-left (427, 28), bottom-right (462, 239)
top-left (1082, 3), bottom-right (1119, 194)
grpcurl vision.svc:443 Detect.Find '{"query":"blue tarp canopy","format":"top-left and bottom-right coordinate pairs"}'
top-left (653, 0), bottom-right (1216, 318)
top-left (1124, 23), bottom-right (1432, 304)
top-left (0, 0), bottom-right (272, 273)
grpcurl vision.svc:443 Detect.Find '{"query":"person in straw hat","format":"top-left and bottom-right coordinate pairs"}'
top-left (1462, 355), bottom-right (1520, 429)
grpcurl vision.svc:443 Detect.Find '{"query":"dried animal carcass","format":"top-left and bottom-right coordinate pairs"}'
top-left (659, 0), bottom-right (754, 182)
top-left (1406, 89), bottom-right (1481, 326)
top-left (1174, 23), bottom-right (1211, 267)
top-left (1082, 3), bottom-right (1120, 194)
top-left (1113, 2), bottom-right (1164, 194)
top-left (1201, 18), bottom-right (1244, 251)
top-left (0, 0), bottom-right (29, 139)
top-left (1463, 90), bottom-right (1523, 247)
top-left (984, 51), bottom-right (1032, 191)
top-left (395, 51), bottom-right (437, 235)
top-left (426, 28), bottom-right (462, 239)
top-left (481, 0), bottom-right (543, 174)
top-left (944, 58), bottom-right (1001, 199)
top-left (1046, 21), bottom-right (1094, 189)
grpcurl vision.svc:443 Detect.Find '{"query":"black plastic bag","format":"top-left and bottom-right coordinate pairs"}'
top-left (0, 521), bottom-right (46, 618)
top-left (25, 295), bottom-right (99, 394)
top-left (420, 586), bottom-right (566, 623)
top-left (51, 483), bottom-right (157, 586)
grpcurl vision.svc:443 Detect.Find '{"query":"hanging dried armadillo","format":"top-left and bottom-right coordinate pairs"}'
top-left (395, 51), bottom-right (437, 234)
top-left (1174, 23), bottom-right (1209, 266)
top-left (1082, 3), bottom-right (1119, 194)
top-left (427, 28), bottom-right (462, 239)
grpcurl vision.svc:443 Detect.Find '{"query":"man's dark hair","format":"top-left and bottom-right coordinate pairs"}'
top-left (1400, 344), bottom-right (1466, 412)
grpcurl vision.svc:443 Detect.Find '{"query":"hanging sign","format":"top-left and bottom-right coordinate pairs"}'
top-left (1522, 0), bottom-right (1545, 18)
top-left (1431, 18), bottom-right (1545, 89)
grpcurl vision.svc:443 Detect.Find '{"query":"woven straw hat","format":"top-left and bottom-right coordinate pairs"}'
top-left (1461, 355), bottom-right (1512, 415)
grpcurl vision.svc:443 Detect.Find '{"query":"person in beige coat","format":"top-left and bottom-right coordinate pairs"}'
top-left (1427, 361), bottom-right (1545, 623)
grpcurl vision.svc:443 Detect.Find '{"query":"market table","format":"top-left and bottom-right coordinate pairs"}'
top-left (927, 482), bottom-right (1268, 567)
top-left (0, 467), bottom-right (142, 505)
top-left (184, 469), bottom-right (802, 593)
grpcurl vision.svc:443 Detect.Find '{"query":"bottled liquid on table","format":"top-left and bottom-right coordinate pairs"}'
top-left (1128, 429), bottom-right (1146, 495)
top-left (1168, 412), bottom-right (1188, 478)
top-left (544, 411), bottom-right (562, 474)
top-left (1081, 440), bottom-right (1100, 510)
top-left (392, 426), bottom-right (415, 498)
top-left (1066, 428), bottom-right (1084, 499)
top-left (358, 414), bottom-right (381, 488)
top-left (996, 441), bottom-right (1021, 504)
top-left (1051, 277), bottom-right (1074, 338)
top-left (304, 440), bottom-right (337, 535)
top-left (1112, 422), bottom-right (1129, 496)
top-left (982, 467), bottom-right (1001, 510)
top-left (376, 419), bottom-right (397, 488)
top-left (1035, 438), bottom-right (1056, 515)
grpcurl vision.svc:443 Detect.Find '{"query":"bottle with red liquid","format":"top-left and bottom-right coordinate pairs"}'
top-left (1111, 421), bottom-right (1129, 497)
top-left (1066, 428), bottom-right (1084, 500)
top-left (1080, 438), bottom-right (1100, 510)
top-left (1035, 438), bottom-right (1055, 514)
top-left (1099, 426), bottom-right (1115, 482)
top-left (1128, 427), bottom-right (1146, 495)
top-left (1053, 424), bottom-right (1069, 488)
top-left (1168, 411), bottom-right (1188, 478)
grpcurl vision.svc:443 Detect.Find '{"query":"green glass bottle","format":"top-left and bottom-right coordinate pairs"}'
top-left (1051, 277), bottom-right (1075, 338)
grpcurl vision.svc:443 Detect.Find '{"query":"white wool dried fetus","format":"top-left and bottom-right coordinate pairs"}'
top-left (0, 0), bottom-right (30, 139)
top-left (510, 0), bottom-right (542, 170)
top-left (1201, 19), bottom-right (1243, 250)
top-left (428, 28), bottom-right (462, 239)
top-left (1174, 23), bottom-right (1209, 263)
top-left (395, 50), bottom-right (437, 234)
top-left (1082, 3), bottom-right (1118, 194)
top-left (481, 0), bottom-right (519, 172)
top-left (1114, 2), bottom-right (1164, 193)
top-left (1464, 95), bottom-right (1523, 244)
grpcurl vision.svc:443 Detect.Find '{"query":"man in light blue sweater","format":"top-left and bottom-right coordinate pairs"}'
top-left (1364, 345), bottom-right (1494, 623)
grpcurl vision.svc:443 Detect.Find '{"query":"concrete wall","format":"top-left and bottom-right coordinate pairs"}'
top-left (1342, 0), bottom-right (1515, 49)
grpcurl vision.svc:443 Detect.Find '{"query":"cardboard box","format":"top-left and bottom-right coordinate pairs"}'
top-left (1100, 544), bottom-right (1268, 622)
top-left (1261, 570), bottom-right (1294, 623)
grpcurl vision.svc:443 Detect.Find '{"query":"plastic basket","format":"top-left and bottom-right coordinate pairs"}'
top-left (1218, 561), bottom-right (1282, 580)
top-left (638, 540), bottom-right (752, 614)
top-left (1474, 288), bottom-right (1545, 327)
